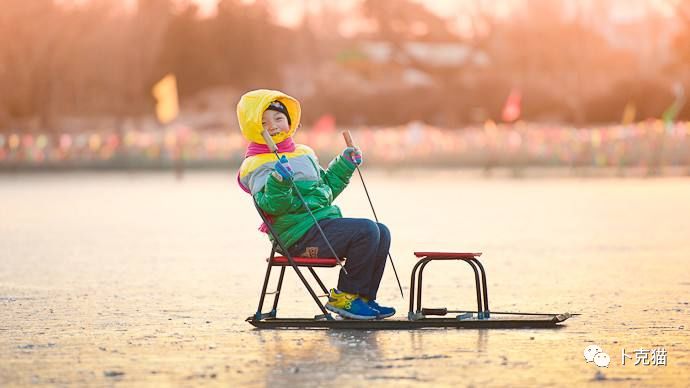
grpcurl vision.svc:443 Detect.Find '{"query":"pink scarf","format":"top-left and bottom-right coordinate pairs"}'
top-left (245, 137), bottom-right (296, 158)
top-left (237, 137), bottom-right (296, 233)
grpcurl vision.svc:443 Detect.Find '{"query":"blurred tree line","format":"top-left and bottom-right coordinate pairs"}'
top-left (1, 0), bottom-right (689, 132)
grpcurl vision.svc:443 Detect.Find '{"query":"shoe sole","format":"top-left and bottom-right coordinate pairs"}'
top-left (325, 304), bottom-right (378, 320)
top-left (376, 311), bottom-right (396, 319)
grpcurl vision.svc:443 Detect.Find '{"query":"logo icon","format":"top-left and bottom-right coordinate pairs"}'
top-left (584, 345), bottom-right (610, 367)
top-left (594, 352), bottom-right (611, 367)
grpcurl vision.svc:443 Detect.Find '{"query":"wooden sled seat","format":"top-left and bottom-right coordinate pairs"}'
top-left (414, 252), bottom-right (482, 259)
top-left (269, 256), bottom-right (338, 267)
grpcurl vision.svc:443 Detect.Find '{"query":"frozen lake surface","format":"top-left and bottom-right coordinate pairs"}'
top-left (1, 170), bottom-right (689, 386)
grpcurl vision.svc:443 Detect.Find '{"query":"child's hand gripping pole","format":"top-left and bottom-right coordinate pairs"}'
top-left (342, 132), bottom-right (363, 165)
top-left (261, 130), bottom-right (347, 274)
top-left (342, 130), bottom-right (404, 299)
top-left (273, 155), bottom-right (294, 181)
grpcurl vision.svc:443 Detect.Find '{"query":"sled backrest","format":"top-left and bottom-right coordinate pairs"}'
top-left (252, 198), bottom-right (291, 255)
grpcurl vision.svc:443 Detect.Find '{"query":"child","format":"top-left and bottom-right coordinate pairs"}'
top-left (237, 89), bottom-right (395, 320)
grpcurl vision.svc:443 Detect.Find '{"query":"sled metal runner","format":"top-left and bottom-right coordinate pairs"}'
top-left (246, 208), bottom-right (575, 330)
top-left (247, 313), bottom-right (573, 330)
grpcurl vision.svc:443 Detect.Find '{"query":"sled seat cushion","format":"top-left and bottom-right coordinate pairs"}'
top-left (269, 256), bottom-right (338, 267)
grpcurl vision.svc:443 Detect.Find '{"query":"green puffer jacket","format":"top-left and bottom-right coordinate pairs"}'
top-left (255, 154), bottom-right (355, 249)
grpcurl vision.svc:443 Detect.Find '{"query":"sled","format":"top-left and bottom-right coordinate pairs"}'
top-left (246, 201), bottom-right (575, 330)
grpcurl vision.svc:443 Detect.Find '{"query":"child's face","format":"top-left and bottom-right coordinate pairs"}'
top-left (262, 110), bottom-right (290, 136)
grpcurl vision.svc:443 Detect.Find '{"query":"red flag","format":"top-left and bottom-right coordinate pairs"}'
top-left (312, 114), bottom-right (336, 133)
top-left (502, 89), bottom-right (522, 123)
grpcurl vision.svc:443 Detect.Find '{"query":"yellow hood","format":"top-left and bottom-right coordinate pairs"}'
top-left (236, 89), bottom-right (301, 144)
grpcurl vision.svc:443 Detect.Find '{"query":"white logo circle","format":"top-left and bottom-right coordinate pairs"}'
top-left (584, 345), bottom-right (603, 362)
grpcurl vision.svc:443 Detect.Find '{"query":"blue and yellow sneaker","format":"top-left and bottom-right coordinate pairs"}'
top-left (325, 289), bottom-right (379, 320)
top-left (362, 298), bottom-right (396, 319)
